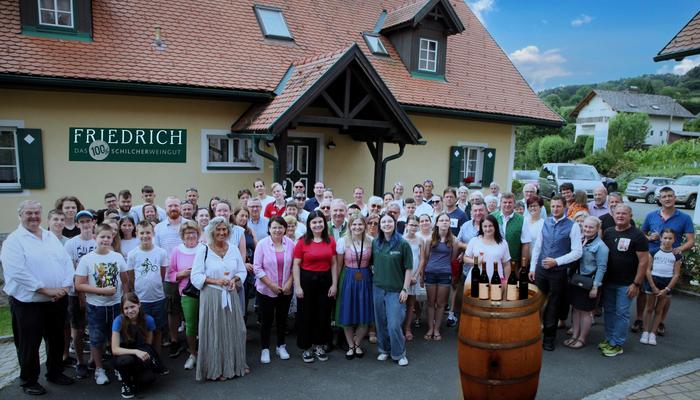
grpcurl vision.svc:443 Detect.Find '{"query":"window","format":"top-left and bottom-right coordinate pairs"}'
top-left (38, 0), bottom-right (74, 28)
top-left (418, 38), bottom-right (438, 72)
top-left (254, 5), bottom-right (292, 40)
top-left (363, 33), bottom-right (388, 56)
top-left (0, 129), bottom-right (20, 188)
top-left (202, 131), bottom-right (262, 171)
top-left (458, 147), bottom-right (483, 184)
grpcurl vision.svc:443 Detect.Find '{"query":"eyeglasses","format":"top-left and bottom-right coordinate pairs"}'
top-left (320, 206), bottom-right (330, 210)
top-left (433, 200), bottom-right (441, 204)
top-left (367, 221), bottom-right (378, 226)
top-left (370, 204), bottom-right (382, 208)
top-left (294, 185), bottom-right (304, 189)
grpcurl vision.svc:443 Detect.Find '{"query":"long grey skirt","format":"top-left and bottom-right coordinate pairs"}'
top-left (196, 285), bottom-right (248, 381)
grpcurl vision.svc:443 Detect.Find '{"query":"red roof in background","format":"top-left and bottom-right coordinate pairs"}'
top-left (382, 0), bottom-right (431, 30)
top-left (0, 0), bottom-right (562, 125)
top-left (655, 11), bottom-right (700, 62)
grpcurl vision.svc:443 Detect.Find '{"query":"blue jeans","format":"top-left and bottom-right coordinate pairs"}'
top-left (372, 286), bottom-right (406, 360)
top-left (602, 284), bottom-right (633, 347)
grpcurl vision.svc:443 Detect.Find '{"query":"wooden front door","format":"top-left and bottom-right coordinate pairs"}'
top-left (283, 137), bottom-right (317, 198)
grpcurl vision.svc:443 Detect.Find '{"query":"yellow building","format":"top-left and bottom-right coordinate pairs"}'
top-left (0, 0), bottom-right (561, 233)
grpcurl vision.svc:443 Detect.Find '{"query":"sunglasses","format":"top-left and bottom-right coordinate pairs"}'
top-left (320, 206), bottom-right (330, 210)
top-left (294, 185), bottom-right (304, 188)
top-left (367, 221), bottom-right (378, 226)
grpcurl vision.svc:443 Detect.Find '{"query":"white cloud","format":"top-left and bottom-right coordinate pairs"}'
top-left (509, 45), bottom-right (571, 88)
top-left (656, 56), bottom-right (700, 75)
top-left (467, 0), bottom-right (495, 26)
top-left (571, 14), bottom-right (593, 27)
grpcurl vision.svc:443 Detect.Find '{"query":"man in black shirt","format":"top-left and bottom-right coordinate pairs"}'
top-left (600, 204), bottom-right (648, 357)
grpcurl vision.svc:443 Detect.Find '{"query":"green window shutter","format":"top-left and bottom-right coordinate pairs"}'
top-left (448, 146), bottom-right (463, 187)
top-left (17, 129), bottom-right (45, 189)
top-left (481, 148), bottom-right (496, 187)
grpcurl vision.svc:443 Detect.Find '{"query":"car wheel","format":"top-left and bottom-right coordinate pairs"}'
top-left (628, 197), bottom-right (637, 202)
top-left (645, 193), bottom-right (656, 204)
top-left (687, 195), bottom-right (697, 210)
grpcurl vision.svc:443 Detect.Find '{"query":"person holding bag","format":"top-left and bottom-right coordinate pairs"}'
top-left (565, 216), bottom-right (608, 349)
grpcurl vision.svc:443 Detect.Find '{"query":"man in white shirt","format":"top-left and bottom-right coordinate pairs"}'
top-left (254, 178), bottom-right (275, 209)
top-left (1, 200), bottom-right (76, 394)
top-left (412, 184), bottom-right (433, 217)
top-left (350, 187), bottom-right (368, 216)
top-left (132, 185), bottom-right (167, 223)
top-left (529, 196), bottom-right (582, 351)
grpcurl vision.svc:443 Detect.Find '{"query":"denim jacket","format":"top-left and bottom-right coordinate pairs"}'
top-left (579, 235), bottom-right (609, 287)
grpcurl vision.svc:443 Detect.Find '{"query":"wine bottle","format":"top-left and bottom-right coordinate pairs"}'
top-left (519, 258), bottom-right (529, 300)
top-left (490, 262), bottom-right (502, 301)
top-left (506, 262), bottom-right (518, 301)
top-left (478, 260), bottom-right (489, 300)
top-left (470, 256), bottom-right (480, 298)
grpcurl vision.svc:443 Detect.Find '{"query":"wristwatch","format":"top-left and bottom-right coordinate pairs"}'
top-left (401, 288), bottom-right (408, 293)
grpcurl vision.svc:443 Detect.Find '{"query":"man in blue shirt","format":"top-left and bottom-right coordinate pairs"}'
top-left (633, 186), bottom-right (695, 335)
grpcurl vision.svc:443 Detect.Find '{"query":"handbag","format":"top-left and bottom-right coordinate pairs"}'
top-left (569, 261), bottom-right (594, 291)
top-left (182, 245), bottom-right (208, 299)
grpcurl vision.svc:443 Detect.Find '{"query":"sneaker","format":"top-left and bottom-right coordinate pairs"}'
top-left (648, 333), bottom-right (657, 346)
top-left (657, 323), bottom-right (666, 336)
top-left (75, 364), bottom-right (89, 380)
top-left (598, 340), bottom-right (611, 351)
top-left (260, 349), bottom-right (271, 364)
top-left (631, 319), bottom-right (643, 333)
top-left (398, 356), bottom-right (408, 366)
top-left (640, 331), bottom-right (649, 344)
top-left (302, 349), bottom-right (315, 363)
top-left (114, 370), bottom-right (122, 381)
top-left (314, 346), bottom-right (328, 362)
top-left (168, 342), bottom-right (183, 358)
top-left (162, 339), bottom-right (172, 347)
top-left (377, 353), bottom-right (389, 361)
top-left (120, 382), bottom-right (135, 399)
top-left (154, 366), bottom-right (170, 376)
top-left (602, 345), bottom-right (624, 357)
top-left (94, 368), bottom-right (109, 385)
top-left (184, 354), bottom-right (196, 370)
top-left (178, 322), bottom-right (185, 333)
top-left (276, 345), bottom-right (290, 360)
top-left (446, 312), bottom-right (457, 327)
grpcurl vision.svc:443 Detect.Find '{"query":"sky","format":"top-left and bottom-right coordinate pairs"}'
top-left (465, 0), bottom-right (700, 92)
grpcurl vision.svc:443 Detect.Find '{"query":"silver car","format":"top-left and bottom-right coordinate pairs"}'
top-left (653, 175), bottom-right (700, 209)
top-left (625, 177), bottom-right (674, 204)
top-left (538, 163), bottom-right (604, 199)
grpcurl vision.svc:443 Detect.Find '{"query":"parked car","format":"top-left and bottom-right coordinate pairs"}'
top-left (538, 163), bottom-right (605, 199)
top-left (625, 176), bottom-right (675, 204)
top-left (601, 176), bottom-right (618, 194)
top-left (512, 170), bottom-right (539, 188)
top-left (653, 175), bottom-right (700, 209)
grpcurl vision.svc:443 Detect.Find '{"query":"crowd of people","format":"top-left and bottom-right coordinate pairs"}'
top-left (1, 177), bottom-right (694, 397)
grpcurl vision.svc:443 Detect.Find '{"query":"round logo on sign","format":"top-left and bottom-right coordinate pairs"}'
top-left (88, 140), bottom-right (110, 161)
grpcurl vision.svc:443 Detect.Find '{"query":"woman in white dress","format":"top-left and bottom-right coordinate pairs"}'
top-left (401, 215), bottom-right (428, 341)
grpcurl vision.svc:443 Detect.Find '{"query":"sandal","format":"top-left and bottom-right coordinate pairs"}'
top-left (563, 337), bottom-right (577, 347)
top-left (405, 331), bottom-right (414, 341)
top-left (423, 332), bottom-right (433, 341)
top-left (568, 339), bottom-right (585, 349)
top-left (345, 346), bottom-right (356, 360)
top-left (433, 333), bottom-right (443, 341)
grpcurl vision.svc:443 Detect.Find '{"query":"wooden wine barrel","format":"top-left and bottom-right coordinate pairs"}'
top-left (458, 286), bottom-right (544, 400)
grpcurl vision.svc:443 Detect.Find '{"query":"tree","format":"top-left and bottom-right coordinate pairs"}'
top-left (544, 94), bottom-right (562, 108)
top-left (607, 112), bottom-right (650, 153)
top-left (538, 135), bottom-right (575, 163)
top-left (684, 118), bottom-right (700, 132)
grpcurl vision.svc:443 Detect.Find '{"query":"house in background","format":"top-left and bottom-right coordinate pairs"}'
top-left (0, 0), bottom-right (561, 233)
top-left (570, 89), bottom-right (693, 151)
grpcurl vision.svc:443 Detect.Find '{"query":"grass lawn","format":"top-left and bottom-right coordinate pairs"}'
top-left (0, 306), bottom-right (11, 337)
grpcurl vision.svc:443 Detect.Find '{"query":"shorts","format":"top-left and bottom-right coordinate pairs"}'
top-left (181, 295), bottom-right (199, 337)
top-left (68, 295), bottom-right (87, 329)
top-left (164, 281), bottom-right (183, 316)
top-left (141, 299), bottom-right (167, 330)
top-left (644, 276), bottom-right (673, 296)
top-left (87, 303), bottom-right (121, 348)
top-left (424, 272), bottom-right (452, 286)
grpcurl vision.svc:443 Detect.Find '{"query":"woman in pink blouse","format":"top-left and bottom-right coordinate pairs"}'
top-left (253, 216), bottom-right (295, 364)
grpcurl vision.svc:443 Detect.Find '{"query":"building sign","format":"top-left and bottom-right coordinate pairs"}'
top-left (69, 128), bottom-right (187, 162)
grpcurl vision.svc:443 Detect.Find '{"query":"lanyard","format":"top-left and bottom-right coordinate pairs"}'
top-left (352, 238), bottom-right (364, 268)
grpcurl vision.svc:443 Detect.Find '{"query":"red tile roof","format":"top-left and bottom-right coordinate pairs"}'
top-left (0, 1), bottom-right (562, 124)
top-left (382, 0), bottom-right (431, 30)
top-left (655, 11), bottom-right (700, 62)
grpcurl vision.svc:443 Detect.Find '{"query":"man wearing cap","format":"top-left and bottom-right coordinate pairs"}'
top-left (63, 209), bottom-right (96, 379)
top-left (1, 200), bottom-right (76, 395)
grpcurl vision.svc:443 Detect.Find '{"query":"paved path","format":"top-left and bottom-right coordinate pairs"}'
top-left (627, 369), bottom-right (700, 399)
top-left (0, 341), bottom-right (45, 389)
top-left (0, 293), bottom-right (698, 399)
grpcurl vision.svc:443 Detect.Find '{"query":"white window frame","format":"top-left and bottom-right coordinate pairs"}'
top-left (200, 129), bottom-right (262, 173)
top-left (0, 127), bottom-right (21, 189)
top-left (38, 0), bottom-right (75, 28)
top-left (254, 5), bottom-right (292, 40)
top-left (457, 141), bottom-right (487, 186)
top-left (418, 38), bottom-right (438, 73)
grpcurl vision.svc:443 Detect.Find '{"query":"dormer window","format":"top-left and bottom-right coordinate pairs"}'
top-left (39, 0), bottom-right (74, 28)
top-left (254, 5), bottom-right (293, 40)
top-left (418, 38), bottom-right (438, 72)
top-left (363, 33), bottom-right (388, 56)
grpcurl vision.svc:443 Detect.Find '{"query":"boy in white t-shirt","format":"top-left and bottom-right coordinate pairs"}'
top-left (75, 224), bottom-right (130, 386)
top-left (127, 221), bottom-right (169, 358)
top-left (63, 210), bottom-right (96, 378)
